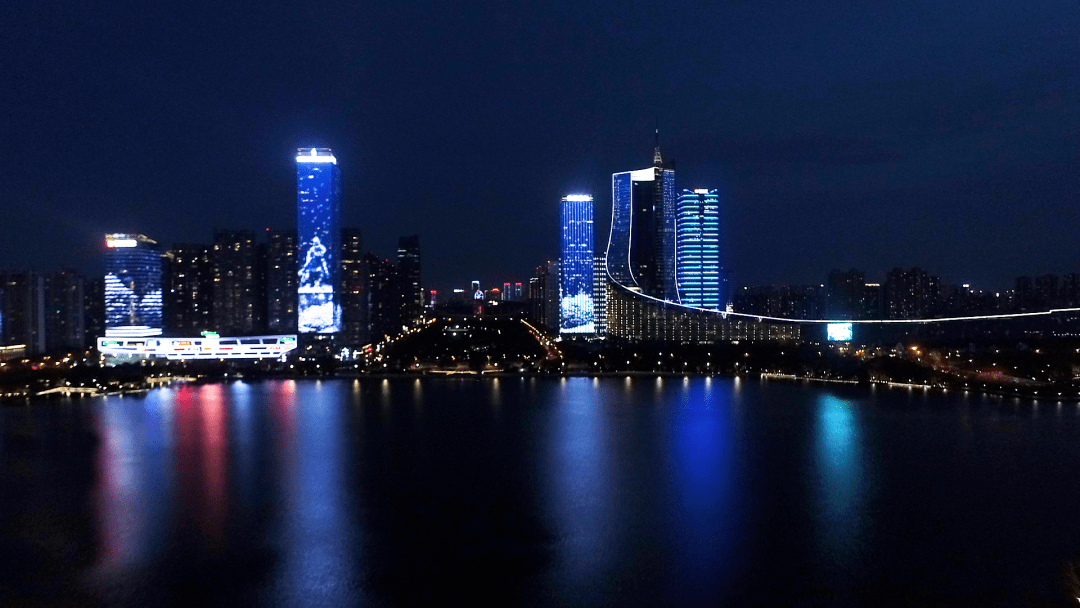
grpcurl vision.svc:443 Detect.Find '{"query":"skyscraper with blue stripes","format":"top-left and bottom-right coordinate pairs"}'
top-left (675, 188), bottom-right (722, 310)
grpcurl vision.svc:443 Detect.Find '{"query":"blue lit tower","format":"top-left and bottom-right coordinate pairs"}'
top-left (560, 194), bottom-right (594, 334)
top-left (104, 234), bottom-right (163, 337)
top-left (607, 134), bottom-right (676, 300)
top-left (296, 147), bottom-right (342, 334)
top-left (675, 188), bottom-right (722, 309)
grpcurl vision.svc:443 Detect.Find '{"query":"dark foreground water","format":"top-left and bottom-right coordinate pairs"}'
top-left (2, 377), bottom-right (1079, 606)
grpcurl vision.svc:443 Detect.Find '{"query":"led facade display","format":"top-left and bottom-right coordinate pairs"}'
top-left (296, 148), bottom-right (341, 333)
top-left (560, 195), bottom-right (594, 334)
top-left (104, 233), bottom-right (162, 337)
top-left (675, 188), bottom-right (723, 309)
top-left (827, 322), bottom-right (854, 341)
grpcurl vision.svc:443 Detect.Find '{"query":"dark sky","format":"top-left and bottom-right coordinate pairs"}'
top-left (2, 0), bottom-right (1077, 292)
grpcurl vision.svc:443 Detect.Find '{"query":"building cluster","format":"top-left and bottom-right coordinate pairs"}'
top-left (0, 147), bottom-right (425, 358)
top-left (523, 138), bottom-right (749, 342)
top-left (733, 268), bottom-right (1080, 321)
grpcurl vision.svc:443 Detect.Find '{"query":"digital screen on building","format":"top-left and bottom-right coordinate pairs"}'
top-left (296, 148), bottom-right (341, 334)
top-left (827, 322), bottom-right (853, 341)
top-left (104, 234), bottom-right (163, 337)
top-left (560, 195), bottom-right (595, 335)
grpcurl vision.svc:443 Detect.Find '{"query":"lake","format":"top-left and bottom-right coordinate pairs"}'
top-left (2, 377), bottom-right (1079, 606)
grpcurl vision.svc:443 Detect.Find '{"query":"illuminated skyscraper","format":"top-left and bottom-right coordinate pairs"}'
top-left (296, 147), bottom-right (342, 334)
top-left (593, 254), bottom-right (607, 336)
top-left (104, 234), bottom-right (162, 337)
top-left (675, 188), bottom-right (722, 310)
top-left (607, 139), bottom-right (676, 300)
top-left (560, 194), bottom-right (594, 335)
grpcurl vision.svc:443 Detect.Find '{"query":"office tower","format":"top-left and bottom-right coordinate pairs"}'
top-left (427, 290), bottom-right (437, 308)
top-left (674, 188), bottom-right (722, 309)
top-left (513, 282), bottom-right (523, 301)
top-left (593, 254), bottom-right (607, 337)
top-left (884, 267), bottom-right (939, 319)
top-left (0, 272), bottom-right (46, 354)
top-left (45, 270), bottom-right (85, 352)
top-left (104, 234), bottom-right (163, 337)
top-left (267, 229), bottom-right (298, 332)
top-left (560, 194), bottom-right (594, 335)
top-left (827, 269), bottom-right (865, 320)
top-left (83, 277), bottom-right (105, 348)
top-left (212, 230), bottom-right (258, 335)
top-left (340, 228), bottom-right (365, 345)
top-left (296, 147), bottom-right (342, 334)
top-left (608, 138), bottom-right (676, 300)
top-left (471, 280), bottom-right (480, 296)
top-left (362, 253), bottom-right (400, 342)
top-left (164, 244), bottom-right (214, 335)
top-left (397, 235), bottom-right (422, 327)
top-left (502, 283), bottom-right (511, 301)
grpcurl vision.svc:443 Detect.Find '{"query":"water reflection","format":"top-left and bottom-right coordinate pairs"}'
top-left (813, 393), bottom-right (869, 567)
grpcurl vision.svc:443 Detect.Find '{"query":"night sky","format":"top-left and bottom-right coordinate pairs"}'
top-left (2, 0), bottom-right (1077, 292)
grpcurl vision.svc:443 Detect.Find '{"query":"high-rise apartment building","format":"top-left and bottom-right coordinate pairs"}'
top-left (45, 270), bottom-right (85, 352)
top-left (559, 195), bottom-right (594, 335)
top-left (266, 229), bottom-right (298, 333)
top-left (296, 147), bottom-right (341, 334)
top-left (104, 234), bottom-right (162, 337)
top-left (884, 267), bottom-right (939, 319)
top-left (340, 228), bottom-right (365, 345)
top-left (362, 253), bottom-right (400, 343)
top-left (397, 235), bottom-right (422, 327)
top-left (83, 277), bottom-right (105, 348)
top-left (674, 188), bottom-right (722, 310)
top-left (1, 271), bottom-right (46, 353)
top-left (212, 230), bottom-right (259, 335)
top-left (827, 269), bottom-right (865, 320)
top-left (593, 254), bottom-right (607, 337)
top-left (164, 244), bottom-right (214, 334)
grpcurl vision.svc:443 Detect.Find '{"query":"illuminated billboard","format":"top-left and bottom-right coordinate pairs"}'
top-left (296, 148), bottom-right (341, 333)
top-left (104, 233), bottom-right (162, 337)
top-left (827, 322), bottom-right (853, 341)
top-left (560, 195), bottom-right (595, 334)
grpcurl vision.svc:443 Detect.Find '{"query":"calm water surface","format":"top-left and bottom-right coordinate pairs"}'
top-left (2, 377), bottom-right (1079, 606)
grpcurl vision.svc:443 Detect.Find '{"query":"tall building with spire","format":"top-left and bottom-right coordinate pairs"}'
top-left (607, 134), bottom-right (676, 301)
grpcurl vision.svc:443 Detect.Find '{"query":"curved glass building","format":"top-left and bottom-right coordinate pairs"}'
top-left (104, 234), bottom-right (162, 337)
top-left (604, 146), bottom-right (797, 342)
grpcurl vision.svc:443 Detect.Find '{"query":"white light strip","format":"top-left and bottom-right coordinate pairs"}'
top-left (564, 194), bottom-right (593, 202)
top-left (106, 239), bottom-right (138, 248)
top-left (296, 156), bottom-right (337, 164)
top-left (605, 273), bottom-right (1080, 324)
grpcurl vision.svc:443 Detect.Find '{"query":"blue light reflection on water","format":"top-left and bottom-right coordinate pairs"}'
top-left (813, 393), bottom-right (870, 570)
